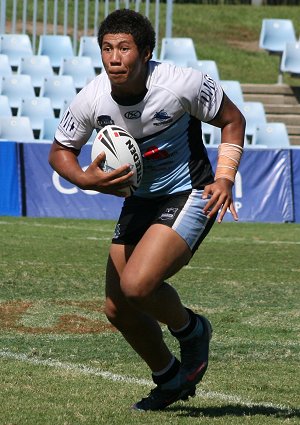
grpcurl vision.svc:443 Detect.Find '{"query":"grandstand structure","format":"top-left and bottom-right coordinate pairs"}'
top-left (0, 0), bottom-right (173, 57)
top-left (0, 4), bottom-right (299, 146)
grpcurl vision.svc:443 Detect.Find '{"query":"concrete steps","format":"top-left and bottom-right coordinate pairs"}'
top-left (241, 84), bottom-right (300, 146)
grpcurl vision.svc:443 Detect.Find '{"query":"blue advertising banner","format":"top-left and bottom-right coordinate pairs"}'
top-left (291, 148), bottom-right (300, 223)
top-left (0, 142), bottom-right (21, 216)
top-left (21, 143), bottom-right (295, 223)
top-left (207, 148), bottom-right (294, 222)
top-left (23, 142), bottom-right (124, 219)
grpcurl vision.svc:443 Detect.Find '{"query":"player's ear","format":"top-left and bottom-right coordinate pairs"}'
top-left (143, 47), bottom-right (152, 63)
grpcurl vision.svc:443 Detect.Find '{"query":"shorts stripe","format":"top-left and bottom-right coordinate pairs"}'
top-left (172, 189), bottom-right (211, 251)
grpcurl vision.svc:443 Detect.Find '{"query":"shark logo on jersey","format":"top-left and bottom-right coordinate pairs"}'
top-left (152, 109), bottom-right (173, 126)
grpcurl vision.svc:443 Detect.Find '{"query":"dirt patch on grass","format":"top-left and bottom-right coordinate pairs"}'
top-left (0, 300), bottom-right (116, 334)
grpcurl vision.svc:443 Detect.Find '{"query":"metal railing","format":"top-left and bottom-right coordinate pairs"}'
top-left (0, 0), bottom-right (173, 57)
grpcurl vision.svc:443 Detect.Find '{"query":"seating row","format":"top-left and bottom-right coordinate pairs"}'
top-left (0, 34), bottom-right (103, 71)
top-left (259, 18), bottom-right (300, 81)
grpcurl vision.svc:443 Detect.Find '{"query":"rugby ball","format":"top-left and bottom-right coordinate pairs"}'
top-left (91, 125), bottom-right (143, 196)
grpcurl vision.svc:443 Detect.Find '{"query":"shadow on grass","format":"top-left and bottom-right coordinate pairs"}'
top-left (168, 404), bottom-right (300, 418)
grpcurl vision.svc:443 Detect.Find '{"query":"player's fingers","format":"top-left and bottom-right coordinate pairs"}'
top-left (229, 202), bottom-right (239, 221)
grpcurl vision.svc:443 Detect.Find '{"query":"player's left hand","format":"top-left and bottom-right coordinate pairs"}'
top-left (202, 178), bottom-right (238, 223)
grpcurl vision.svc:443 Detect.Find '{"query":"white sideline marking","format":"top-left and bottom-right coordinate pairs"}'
top-left (0, 350), bottom-right (296, 414)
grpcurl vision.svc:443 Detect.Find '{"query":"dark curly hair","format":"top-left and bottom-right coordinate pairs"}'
top-left (98, 9), bottom-right (156, 58)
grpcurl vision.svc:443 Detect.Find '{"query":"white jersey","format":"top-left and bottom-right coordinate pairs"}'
top-left (55, 61), bottom-right (224, 197)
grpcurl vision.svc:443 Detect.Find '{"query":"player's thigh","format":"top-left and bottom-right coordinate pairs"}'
top-left (121, 223), bottom-right (192, 296)
top-left (105, 244), bottom-right (135, 313)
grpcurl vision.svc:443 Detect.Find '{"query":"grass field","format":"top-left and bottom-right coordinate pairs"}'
top-left (0, 216), bottom-right (299, 424)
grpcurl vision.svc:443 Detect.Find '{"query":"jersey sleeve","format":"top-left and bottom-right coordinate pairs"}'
top-left (191, 72), bottom-right (224, 123)
top-left (54, 84), bottom-right (95, 150)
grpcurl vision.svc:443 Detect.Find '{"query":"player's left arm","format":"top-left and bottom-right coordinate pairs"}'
top-left (202, 93), bottom-right (246, 223)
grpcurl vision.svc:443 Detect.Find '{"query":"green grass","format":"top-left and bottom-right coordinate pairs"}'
top-left (0, 216), bottom-right (299, 424)
top-left (171, 4), bottom-right (300, 85)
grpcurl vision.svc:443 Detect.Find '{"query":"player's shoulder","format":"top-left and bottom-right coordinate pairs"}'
top-left (148, 60), bottom-right (206, 94)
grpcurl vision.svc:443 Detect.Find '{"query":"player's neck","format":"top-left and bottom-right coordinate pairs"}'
top-left (111, 87), bottom-right (148, 106)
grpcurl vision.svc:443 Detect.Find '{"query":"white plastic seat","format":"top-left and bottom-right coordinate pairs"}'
top-left (160, 37), bottom-right (198, 67)
top-left (220, 80), bottom-right (244, 106)
top-left (59, 56), bottom-right (96, 90)
top-left (187, 59), bottom-right (220, 81)
top-left (1, 75), bottom-right (35, 111)
top-left (0, 54), bottom-right (13, 76)
top-left (0, 116), bottom-right (34, 141)
top-left (0, 34), bottom-right (33, 67)
top-left (254, 122), bottom-right (290, 148)
top-left (38, 35), bottom-right (74, 69)
top-left (18, 97), bottom-right (55, 138)
top-left (0, 95), bottom-right (12, 116)
top-left (259, 19), bottom-right (297, 54)
top-left (18, 55), bottom-right (54, 92)
top-left (40, 75), bottom-right (76, 112)
top-left (280, 41), bottom-right (300, 77)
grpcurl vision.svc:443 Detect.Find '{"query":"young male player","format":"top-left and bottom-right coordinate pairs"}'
top-left (49, 9), bottom-right (245, 411)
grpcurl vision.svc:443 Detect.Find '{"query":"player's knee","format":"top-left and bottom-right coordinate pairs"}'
top-left (120, 273), bottom-right (155, 304)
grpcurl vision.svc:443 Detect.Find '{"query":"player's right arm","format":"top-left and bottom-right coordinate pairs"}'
top-left (48, 141), bottom-right (133, 196)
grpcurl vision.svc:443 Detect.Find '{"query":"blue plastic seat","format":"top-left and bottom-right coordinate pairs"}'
top-left (40, 117), bottom-right (60, 142)
top-left (78, 36), bottom-right (103, 70)
top-left (202, 122), bottom-right (221, 145)
top-left (38, 35), bottom-right (74, 69)
top-left (0, 54), bottom-right (13, 76)
top-left (40, 75), bottom-right (76, 112)
top-left (1, 75), bottom-right (35, 111)
top-left (160, 37), bottom-right (198, 67)
top-left (18, 97), bottom-right (55, 138)
top-left (259, 19), bottom-right (297, 54)
top-left (220, 80), bottom-right (244, 106)
top-left (280, 41), bottom-right (300, 77)
top-left (59, 56), bottom-right (96, 90)
top-left (187, 60), bottom-right (220, 81)
top-left (0, 116), bottom-right (34, 141)
top-left (18, 55), bottom-right (54, 92)
top-left (254, 122), bottom-right (290, 148)
top-left (0, 34), bottom-right (33, 67)
top-left (239, 101), bottom-right (267, 144)
top-left (0, 95), bottom-right (12, 116)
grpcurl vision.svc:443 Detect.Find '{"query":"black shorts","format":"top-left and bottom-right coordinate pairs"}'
top-left (112, 189), bottom-right (216, 255)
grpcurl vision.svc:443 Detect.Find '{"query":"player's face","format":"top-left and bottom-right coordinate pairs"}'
top-left (101, 33), bottom-right (150, 95)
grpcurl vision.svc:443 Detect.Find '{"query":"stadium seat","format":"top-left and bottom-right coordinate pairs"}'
top-left (0, 95), bottom-right (12, 116)
top-left (280, 41), bottom-right (300, 77)
top-left (18, 97), bottom-right (55, 138)
top-left (239, 101), bottom-right (267, 144)
top-left (0, 54), bottom-right (13, 76)
top-left (1, 75), bottom-right (35, 112)
top-left (202, 122), bottom-right (221, 145)
top-left (253, 122), bottom-right (290, 148)
top-left (40, 117), bottom-right (60, 142)
top-left (37, 35), bottom-right (74, 70)
top-left (0, 33), bottom-right (33, 68)
top-left (0, 116), bottom-right (34, 141)
top-left (18, 55), bottom-right (54, 94)
top-left (160, 37), bottom-right (198, 67)
top-left (259, 19), bottom-right (297, 55)
top-left (59, 56), bottom-right (96, 90)
top-left (39, 75), bottom-right (76, 114)
top-left (78, 36), bottom-right (103, 70)
top-left (187, 60), bottom-right (220, 81)
top-left (220, 80), bottom-right (244, 105)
